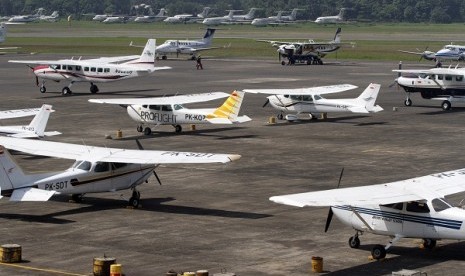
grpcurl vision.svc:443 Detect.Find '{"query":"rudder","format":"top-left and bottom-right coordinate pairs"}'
top-left (0, 146), bottom-right (27, 193)
top-left (210, 90), bottom-right (246, 121)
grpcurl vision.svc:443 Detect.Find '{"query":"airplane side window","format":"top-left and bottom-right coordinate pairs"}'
top-left (97, 68), bottom-right (103, 73)
top-left (112, 162), bottom-right (128, 170)
top-left (406, 201), bottom-right (430, 213)
top-left (432, 198), bottom-right (452, 212)
top-left (104, 68), bottom-right (110, 73)
top-left (75, 66), bottom-right (82, 71)
top-left (94, 162), bottom-right (110, 173)
top-left (302, 95), bottom-right (313, 102)
top-left (149, 105), bottom-right (160, 110)
top-left (91, 67), bottom-right (96, 72)
top-left (161, 105), bottom-right (172, 111)
top-left (284, 95), bottom-right (289, 98)
top-left (456, 76), bottom-right (464, 82)
top-left (84, 67), bottom-right (89, 71)
top-left (445, 75), bottom-right (452, 81)
top-left (437, 75), bottom-right (443, 80)
top-left (76, 161), bottom-right (91, 171)
top-left (290, 95), bottom-right (300, 101)
top-left (381, 203), bottom-right (403, 210)
top-left (142, 105), bottom-right (148, 108)
top-left (67, 65), bottom-right (73, 70)
top-left (313, 95), bottom-right (322, 100)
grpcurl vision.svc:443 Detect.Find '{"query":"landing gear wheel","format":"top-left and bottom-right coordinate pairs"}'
top-left (277, 113), bottom-right (284, 120)
top-left (422, 239), bottom-right (436, 249)
top-left (71, 194), bottom-right (83, 203)
top-left (137, 125), bottom-right (143, 132)
top-left (348, 236), bottom-right (360, 248)
top-left (404, 99), bottom-right (412, 106)
top-left (174, 125), bottom-right (182, 133)
top-left (129, 190), bottom-right (141, 208)
top-left (162, 55), bottom-right (167, 60)
top-left (371, 244), bottom-right (386, 260)
top-left (62, 87), bottom-right (72, 96)
top-left (40, 86), bottom-right (46, 93)
top-left (144, 127), bottom-right (152, 136)
top-left (441, 100), bottom-right (451, 111)
top-left (90, 84), bottom-right (99, 94)
top-left (281, 61), bottom-right (286, 66)
top-left (318, 59), bottom-right (323, 65)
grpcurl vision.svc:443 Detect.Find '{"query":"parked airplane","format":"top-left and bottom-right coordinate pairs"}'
top-left (89, 91), bottom-right (251, 134)
top-left (9, 39), bottom-right (170, 95)
top-left (243, 83), bottom-right (382, 120)
top-left (8, 8), bottom-right (44, 23)
top-left (155, 28), bottom-right (218, 60)
top-left (260, 28), bottom-right (347, 65)
top-left (393, 66), bottom-right (465, 110)
top-left (0, 136), bottom-right (240, 207)
top-left (39, 11), bottom-right (59, 22)
top-left (102, 16), bottom-right (126, 23)
top-left (314, 8), bottom-right (346, 24)
top-left (202, 8), bottom-right (259, 25)
top-left (0, 104), bottom-right (60, 138)
top-left (398, 44), bottom-right (465, 65)
top-left (251, 9), bottom-right (302, 26)
top-left (164, 7), bottom-right (211, 23)
top-left (270, 167), bottom-right (465, 259)
top-left (134, 8), bottom-right (168, 22)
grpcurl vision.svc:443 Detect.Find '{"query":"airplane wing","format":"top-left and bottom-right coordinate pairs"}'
top-left (243, 84), bottom-right (358, 96)
top-left (0, 136), bottom-right (240, 164)
top-left (89, 92), bottom-right (230, 105)
top-left (256, 40), bottom-right (290, 47)
top-left (270, 168), bottom-right (465, 207)
top-left (0, 107), bottom-right (41, 120)
top-left (394, 68), bottom-right (465, 76)
top-left (85, 55), bottom-right (140, 64)
top-left (9, 59), bottom-right (80, 66)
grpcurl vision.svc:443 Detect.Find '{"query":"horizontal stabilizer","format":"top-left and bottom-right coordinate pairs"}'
top-left (347, 107), bottom-right (369, 114)
top-left (9, 133), bottom-right (39, 138)
top-left (10, 188), bottom-right (55, 201)
top-left (370, 105), bottom-right (384, 113)
top-left (235, 115), bottom-right (252, 123)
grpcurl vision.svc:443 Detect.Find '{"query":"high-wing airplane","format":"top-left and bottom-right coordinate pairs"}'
top-left (9, 39), bottom-right (171, 95)
top-left (0, 104), bottom-right (60, 138)
top-left (243, 83), bottom-right (382, 120)
top-left (270, 167), bottom-right (465, 260)
top-left (164, 7), bottom-right (211, 23)
top-left (155, 28), bottom-right (218, 60)
top-left (393, 66), bottom-right (465, 110)
top-left (398, 44), bottom-right (465, 66)
top-left (0, 136), bottom-right (240, 207)
top-left (89, 91), bottom-right (251, 135)
top-left (259, 28), bottom-right (347, 65)
top-left (202, 8), bottom-right (259, 25)
top-left (314, 8), bottom-right (346, 24)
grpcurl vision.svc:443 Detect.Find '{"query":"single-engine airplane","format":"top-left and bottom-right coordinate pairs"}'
top-left (270, 167), bottom-right (465, 260)
top-left (89, 91), bottom-right (251, 134)
top-left (0, 104), bottom-right (60, 138)
top-left (243, 83), bottom-right (382, 121)
top-left (393, 66), bottom-right (465, 110)
top-left (9, 39), bottom-right (171, 95)
top-left (0, 136), bottom-right (240, 207)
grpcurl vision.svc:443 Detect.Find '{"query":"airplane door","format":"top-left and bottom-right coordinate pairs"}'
top-left (374, 204), bottom-right (403, 235)
top-left (402, 201), bottom-right (438, 239)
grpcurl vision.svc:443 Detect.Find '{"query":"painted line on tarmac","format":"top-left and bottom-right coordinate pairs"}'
top-left (0, 262), bottom-right (87, 276)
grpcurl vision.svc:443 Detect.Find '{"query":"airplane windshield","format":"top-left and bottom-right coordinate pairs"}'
top-left (173, 104), bottom-right (184, 110)
top-left (72, 160), bottom-right (91, 171)
top-left (432, 198), bottom-right (452, 212)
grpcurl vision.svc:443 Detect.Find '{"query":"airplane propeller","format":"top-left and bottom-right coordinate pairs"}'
top-left (135, 139), bottom-right (162, 185)
top-left (325, 167), bottom-right (344, 232)
top-left (262, 98), bottom-right (270, 107)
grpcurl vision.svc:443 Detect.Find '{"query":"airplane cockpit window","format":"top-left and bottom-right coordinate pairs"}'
top-left (50, 65), bottom-right (60, 70)
top-left (72, 160), bottom-right (91, 171)
top-left (302, 95), bottom-right (313, 102)
top-left (149, 105), bottom-right (161, 110)
top-left (94, 162), bottom-right (110, 173)
top-left (432, 198), bottom-right (452, 212)
top-left (170, 41), bottom-right (175, 46)
top-left (161, 105), bottom-right (173, 111)
top-left (173, 104), bottom-right (184, 110)
top-left (112, 162), bottom-right (128, 170)
top-left (381, 202), bottom-right (403, 210)
top-left (290, 95), bottom-right (301, 101)
top-left (456, 75), bottom-right (464, 82)
top-left (406, 201), bottom-right (430, 213)
top-left (313, 95), bottom-right (322, 100)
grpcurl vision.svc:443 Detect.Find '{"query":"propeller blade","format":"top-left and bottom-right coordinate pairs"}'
top-left (262, 98), bottom-right (270, 108)
top-left (35, 76), bottom-right (39, 87)
top-left (337, 167), bottom-right (344, 189)
top-left (135, 139), bottom-right (144, 150)
top-left (153, 170), bottom-right (162, 185)
top-left (324, 208), bottom-right (333, 232)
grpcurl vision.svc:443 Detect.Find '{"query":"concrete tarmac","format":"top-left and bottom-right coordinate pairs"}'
top-left (1, 55), bottom-right (465, 276)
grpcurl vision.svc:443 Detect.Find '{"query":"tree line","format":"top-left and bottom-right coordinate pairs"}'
top-left (1, 0), bottom-right (464, 23)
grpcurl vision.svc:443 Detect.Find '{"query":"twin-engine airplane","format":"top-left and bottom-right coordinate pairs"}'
top-left (0, 104), bottom-right (60, 138)
top-left (270, 167), bottom-right (465, 260)
top-left (89, 91), bottom-right (251, 135)
top-left (243, 83), bottom-right (382, 121)
top-left (9, 39), bottom-right (170, 95)
top-left (393, 66), bottom-right (465, 110)
top-left (0, 136), bottom-right (240, 207)
top-left (399, 44), bottom-right (465, 65)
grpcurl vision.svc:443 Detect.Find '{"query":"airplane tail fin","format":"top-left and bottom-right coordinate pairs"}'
top-left (355, 83), bottom-right (383, 113)
top-left (198, 7), bottom-right (211, 18)
top-left (130, 39), bottom-right (156, 65)
top-left (332, 27), bottom-right (342, 43)
top-left (9, 104), bottom-right (60, 138)
top-left (156, 8), bottom-right (167, 17)
top-left (202, 28), bottom-right (216, 45)
top-left (0, 145), bottom-right (55, 201)
top-left (338, 8), bottom-right (346, 19)
top-left (207, 91), bottom-right (251, 124)
top-left (289, 8), bottom-right (299, 20)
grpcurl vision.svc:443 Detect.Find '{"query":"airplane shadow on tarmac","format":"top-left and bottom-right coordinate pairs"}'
top-left (35, 88), bottom-right (162, 99)
top-left (0, 196), bottom-right (270, 225)
top-left (324, 241), bottom-right (465, 275)
top-left (117, 126), bottom-right (258, 140)
top-left (265, 115), bottom-right (388, 126)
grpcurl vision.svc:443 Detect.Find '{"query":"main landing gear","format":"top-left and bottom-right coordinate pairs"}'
top-left (129, 189), bottom-right (141, 208)
top-left (38, 81), bottom-right (99, 96)
top-left (348, 232), bottom-right (437, 260)
top-left (173, 124), bottom-right (182, 133)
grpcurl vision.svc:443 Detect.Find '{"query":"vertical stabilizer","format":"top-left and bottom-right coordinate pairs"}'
top-left (134, 39), bottom-right (156, 64)
top-left (289, 8), bottom-right (299, 21)
top-left (333, 27), bottom-right (342, 43)
top-left (207, 91), bottom-right (251, 123)
top-left (27, 104), bottom-right (54, 137)
top-left (356, 83), bottom-right (383, 112)
top-left (0, 146), bottom-right (26, 192)
top-left (202, 28), bottom-right (216, 45)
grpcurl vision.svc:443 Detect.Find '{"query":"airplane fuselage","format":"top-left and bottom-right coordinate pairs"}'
top-left (332, 203), bottom-right (465, 240)
top-left (127, 104), bottom-right (216, 125)
top-left (397, 73), bottom-right (465, 100)
top-left (156, 40), bottom-right (207, 55)
top-left (268, 95), bottom-right (362, 114)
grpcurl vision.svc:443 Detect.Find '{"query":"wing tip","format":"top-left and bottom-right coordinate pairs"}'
top-left (228, 154), bottom-right (241, 162)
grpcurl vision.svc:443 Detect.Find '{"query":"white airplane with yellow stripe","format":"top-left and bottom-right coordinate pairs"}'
top-left (0, 136), bottom-right (240, 207)
top-left (89, 91), bottom-right (251, 134)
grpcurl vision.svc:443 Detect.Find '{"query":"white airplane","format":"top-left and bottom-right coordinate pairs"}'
top-left (260, 28), bottom-right (347, 65)
top-left (92, 14), bottom-right (111, 22)
top-left (102, 16), bottom-right (126, 23)
top-left (39, 11), bottom-right (59, 22)
top-left (202, 8), bottom-right (259, 25)
top-left (314, 8), bottom-right (346, 24)
top-left (155, 28), bottom-right (218, 60)
top-left (398, 44), bottom-right (465, 65)
top-left (134, 8), bottom-right (168, 23)
top-left (0, 104), bottom-right (60, 138)
top-left (270, 167), bottom-right (465, 260)
top-left (9, 39), bottom-right (171, 95)
top-left (0, 136), bottom-right (240, 207)
top-left (8, 8), bottom-right (44, 23)
top-left (0, 23), bottom-right (20, 52)
top-left (0, 107), bottom-right (41, 120)
top-left (251, 9), bottom-right (302, 27)
top-left (393, 66), bottom-right (465, 110)
top-left (89, 91), bottom-right (251, 135)
top-left (243, 83), bottom-right (382, 121)
top-left (164, 8), bottom-right (211, 23)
